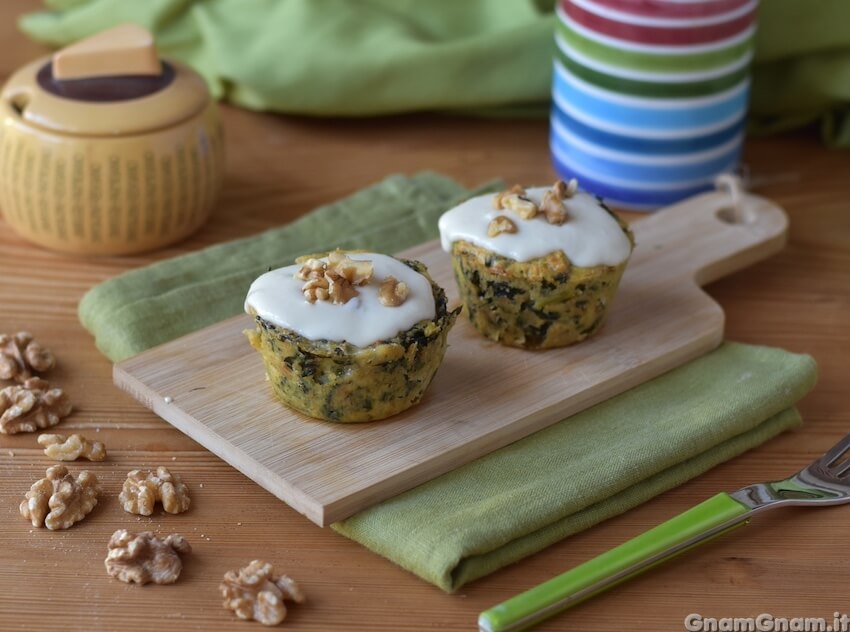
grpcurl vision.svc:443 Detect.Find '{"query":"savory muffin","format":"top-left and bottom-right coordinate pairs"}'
top-left (244, 251), bottom-right (458, 422)
top-left (438, 180), bottom-right (634, 349)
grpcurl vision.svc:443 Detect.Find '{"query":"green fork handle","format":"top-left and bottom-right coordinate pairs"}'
top-left (478, 492), bottom-right (752, 632)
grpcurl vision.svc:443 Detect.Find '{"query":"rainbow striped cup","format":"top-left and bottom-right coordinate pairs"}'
top-left (550, 0), bottom-right (757, 209)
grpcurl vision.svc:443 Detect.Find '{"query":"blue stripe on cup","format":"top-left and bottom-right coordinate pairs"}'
top-left (550, 123), bottom-right (743, 184)
top-left (552, 60), bottom-right (749, 137)
top-left (550, 102), bottom-right (745, 154)
top-left (550, 150), bottom-right (731, 209)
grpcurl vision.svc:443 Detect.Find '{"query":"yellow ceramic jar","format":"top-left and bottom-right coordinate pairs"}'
top-left (0, 27), bottom-right (224, 255)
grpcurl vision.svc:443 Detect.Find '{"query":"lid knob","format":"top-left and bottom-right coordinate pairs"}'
top-left (51, 23), bottom-right (161, 81)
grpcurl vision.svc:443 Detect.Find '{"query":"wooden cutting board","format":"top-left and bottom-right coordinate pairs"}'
top-left (114, 188), bottom-right (787, 527)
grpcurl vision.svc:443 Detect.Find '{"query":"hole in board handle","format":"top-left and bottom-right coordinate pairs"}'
top-left (714, 173), bottom-right (756, 225)
top-left (716, 205), bottom-right (757, 225)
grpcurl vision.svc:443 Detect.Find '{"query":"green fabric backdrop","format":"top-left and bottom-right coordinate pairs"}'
top-left (19, 0), bottom-right (850, 145)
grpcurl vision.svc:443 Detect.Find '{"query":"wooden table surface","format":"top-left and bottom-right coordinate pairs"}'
top-left (2, 3), bottom-right (849, 630)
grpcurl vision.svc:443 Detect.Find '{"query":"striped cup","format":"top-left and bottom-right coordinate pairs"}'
top-left (550, 0), bottom-right (758, 209)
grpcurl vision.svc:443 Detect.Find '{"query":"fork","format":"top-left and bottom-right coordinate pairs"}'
top-left (479, 433), bottom-right (850, 632)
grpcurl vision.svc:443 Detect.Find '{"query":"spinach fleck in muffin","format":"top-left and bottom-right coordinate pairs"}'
top-left (244, 251), bottom-right (458, 422)
top-left (438, 181), bottom-right (634, 349)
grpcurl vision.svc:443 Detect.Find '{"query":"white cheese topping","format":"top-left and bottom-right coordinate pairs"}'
top-left (244, 253), bottom-right (436, 348)
top-left (438, 188), bottom-right (632, 266)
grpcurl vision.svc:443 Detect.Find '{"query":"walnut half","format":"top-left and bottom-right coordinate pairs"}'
top-left (0, 332), bottom-right (55, 383)
top-left (38, 433), bottom-right (106, 462)
top-left (0, 377), bottom-right (71, 434)
top-left (296, 252), bottom-right (373, 305)
top-left (541, 190), bottom-right (568, 225)
top-left (119, 466), bottom-right (191, 516)
top-left (20, 465), bottom-right (100, 530)
top-left (325, 271), bottom-right (359, 304)
top-left (326, 251), bottom-right (373, 286)
top-left (105, 529), bottom-right (191, 585)
top-left (487, 215), bottom-right (517, 238)
top-left (378, 276), bottom-right (409, 307)
top-left (221, 560), bottom-right (305, 626)
top-left (542, 178), bottom-right (578, 225)
top-left (495, 184), bottom-right (538, 220)
top-left (553, 177), bottom-right (578, 199)
top-left (492, 184), bottom-right (528, 210)
top-left (295, 258), bottom-right (326, 282)
top-left (302, 277), bottom-right (330, 303)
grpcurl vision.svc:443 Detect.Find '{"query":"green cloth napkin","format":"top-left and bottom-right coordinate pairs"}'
top-left (335, 343), bottom-right (814, 591)
top-left (78, 172), bottom-right (818, 591)
top-left (19, 0), bottom-right (850, 144)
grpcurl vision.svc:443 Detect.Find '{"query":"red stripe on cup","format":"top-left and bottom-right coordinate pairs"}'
top-left (589, 0), bottom-right (750, 20)
top-left (561, 1), bottom-right (755, 45)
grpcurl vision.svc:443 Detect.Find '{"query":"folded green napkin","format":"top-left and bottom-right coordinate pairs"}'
top-left (335, 343), bottom-right (814, 591)
top-left (20, 0), bottom-right (850, 144)
top-left (78, 172), bottom-right (818, 591)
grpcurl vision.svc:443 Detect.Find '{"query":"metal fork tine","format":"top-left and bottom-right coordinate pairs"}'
top-left (833, 458), bottom-right (850, 479)
top-left (818, 432), bottom-right (850, 469)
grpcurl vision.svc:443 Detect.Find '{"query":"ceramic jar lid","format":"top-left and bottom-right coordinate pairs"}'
top-left (1, 24), bottom-right (210, 137)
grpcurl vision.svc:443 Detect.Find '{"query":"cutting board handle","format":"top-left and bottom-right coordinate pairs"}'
top-left (631, 185), bottom-right (788, 287)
